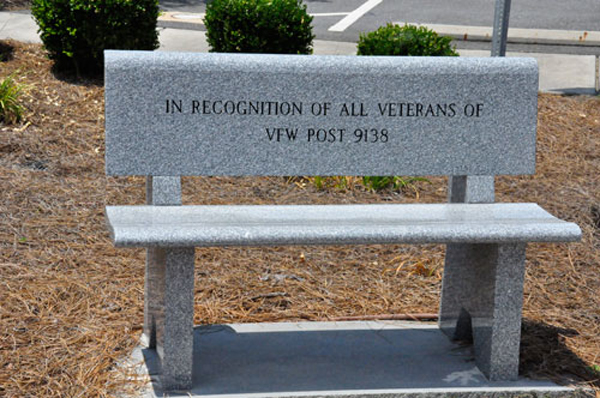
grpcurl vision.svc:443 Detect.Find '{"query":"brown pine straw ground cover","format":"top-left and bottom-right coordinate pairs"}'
top-left (0, 0), bottom-right (30, 11)
top-left (0, 40), bottom-right (599, 397)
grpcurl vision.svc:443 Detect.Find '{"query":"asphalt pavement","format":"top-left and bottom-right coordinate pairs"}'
top-left (0, 10), bottom-right (598, 94)
top-left (159, 0), bottom-right (600, 47)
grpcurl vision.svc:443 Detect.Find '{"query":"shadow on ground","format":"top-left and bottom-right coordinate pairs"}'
top-left (520, 319), bottom-right (600, 389)
top-left (0, 40), bottom-right (14, 61)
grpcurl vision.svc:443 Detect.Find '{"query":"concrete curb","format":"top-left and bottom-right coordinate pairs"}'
top-left (395, 21), bottom-right (600, 49)
top-left (158, 12), bottom-right (205, 31)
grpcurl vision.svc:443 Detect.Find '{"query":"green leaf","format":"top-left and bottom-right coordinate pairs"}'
top-left (204, 0), bottom-right (314, 54)
top-left (30, 0), bottom-right (160, 77)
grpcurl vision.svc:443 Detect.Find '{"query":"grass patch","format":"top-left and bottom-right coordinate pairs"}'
top-left (0, 73), bottom-right (25, 124)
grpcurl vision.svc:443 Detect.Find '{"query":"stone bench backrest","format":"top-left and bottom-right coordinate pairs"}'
top-left (104, 52), bottom-right (538, 177)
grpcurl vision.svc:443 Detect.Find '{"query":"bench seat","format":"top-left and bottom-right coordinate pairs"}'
top-left (106, 203), bottom-right (581, 248)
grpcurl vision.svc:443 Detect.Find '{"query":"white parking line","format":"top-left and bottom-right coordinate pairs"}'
top-left (328, 0), bottom-right (383, 32)
top-left (311, 12), bottom-right (350, 17)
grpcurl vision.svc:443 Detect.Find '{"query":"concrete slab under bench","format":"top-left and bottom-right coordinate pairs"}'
top-left (130, 321), bottom-right (586, 398)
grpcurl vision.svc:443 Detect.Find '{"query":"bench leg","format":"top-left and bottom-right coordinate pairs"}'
top-left (144, 248), bottom-right (162, 348)
top-left (439, 243), bottom-right (527, 381)
top-left (144, 176), bottom-right (182, 348)
top-left (439, 243), bottom-right (477, 342)
top-left (154, 247), bottom-right (196, 391)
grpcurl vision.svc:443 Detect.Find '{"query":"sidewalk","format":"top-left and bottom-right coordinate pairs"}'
top-left (1, 11), bottom-right (597, 95)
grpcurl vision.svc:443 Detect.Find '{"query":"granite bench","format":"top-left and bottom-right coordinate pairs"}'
top-left (103, 51), bottom-right (581, 392)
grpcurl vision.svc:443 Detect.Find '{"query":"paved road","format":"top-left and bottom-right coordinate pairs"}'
top-left (160, 0), bottom-right (600, 44)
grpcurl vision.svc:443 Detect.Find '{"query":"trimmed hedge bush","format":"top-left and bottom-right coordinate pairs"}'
top-left (358, 24), bottom-right (456, 191)
top-left (31, 0), bottom-right (160, 75)
top-left (357, 23), bottom-right (458, 57)
top-left (204, 0), bottom-right (314, 54)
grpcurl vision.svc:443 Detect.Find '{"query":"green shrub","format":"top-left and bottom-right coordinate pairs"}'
top-left (357, 23), bottom-right (458, 57)
top-left (204, 0), bottom-right (314, 54)
top-left (0, 74), bottom-right (25, 124)
top-left (357, 24), bottom-right (456, 191)
top-left (361, 176), bottom-right (397, 191)
top-left (31, 0), bottom-right (159, 76)
top-left (311, 176), bottom-right (349, 191)
top-left (362, 176), bottom-right (430, 193)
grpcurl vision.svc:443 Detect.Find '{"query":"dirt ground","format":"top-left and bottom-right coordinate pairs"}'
top-left (0, 40), bottom-right (599, 397)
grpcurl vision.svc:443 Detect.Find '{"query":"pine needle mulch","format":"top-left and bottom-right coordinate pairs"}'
top-left (0, 0), bottom-right (30, 11)
top-left (1, 41), bottom-right (599, 397)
